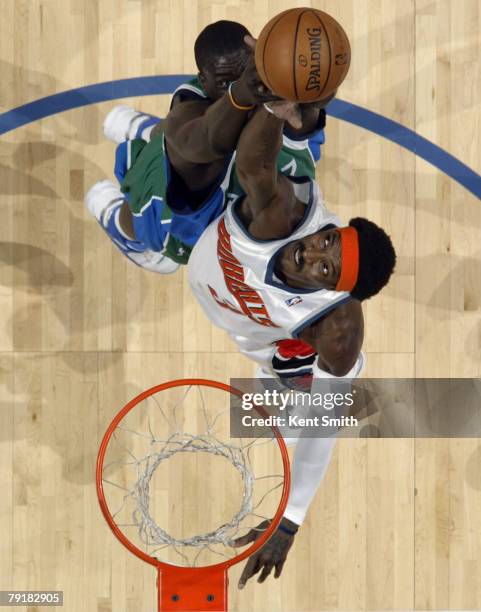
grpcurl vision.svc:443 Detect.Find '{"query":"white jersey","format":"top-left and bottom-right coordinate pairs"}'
top-left (188, 177), bottom-right (351, 367)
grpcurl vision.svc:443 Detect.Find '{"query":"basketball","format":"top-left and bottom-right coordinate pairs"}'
top-left (255, 8), bottom-right (351, 103)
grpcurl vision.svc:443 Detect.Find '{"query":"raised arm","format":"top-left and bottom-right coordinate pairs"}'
top-left (164, 53), bottom-right (277, 164)
top-left (231, 301), bottom-right (364, 588)
top-left (236, 105), bottom-right (303, 240)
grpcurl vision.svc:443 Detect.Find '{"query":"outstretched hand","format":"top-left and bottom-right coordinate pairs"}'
top-left (232, 35), bottom-right (281, 107)
top-left (231, 518), bottom-right (298, 589)
top-left (264, 100), bottom-right (303, 130)
top-left (245, 34), bottom-right (303, 129)
top-left (236, 35), bottom-right (336, 130)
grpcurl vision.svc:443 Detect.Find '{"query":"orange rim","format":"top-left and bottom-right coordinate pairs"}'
top-left (96, 378), bottom-right (291, 571)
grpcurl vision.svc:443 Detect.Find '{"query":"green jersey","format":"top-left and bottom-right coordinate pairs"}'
top-left (120, 77), bottom-right (319, 265)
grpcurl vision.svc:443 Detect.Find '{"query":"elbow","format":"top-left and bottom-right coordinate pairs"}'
top-left (164, 118), bottom-right (226, 163)
top-left (236, 155), bottom-right (256, 178)
top-left (206, 133), bottom-right (233, 160)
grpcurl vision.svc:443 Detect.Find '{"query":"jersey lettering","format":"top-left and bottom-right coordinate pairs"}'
top-left (211, 219), bottom-right (279, 328)
top-left (281, 158), bottom-right (297, 176)
top-left (208, 286), bottom-right (243, 315)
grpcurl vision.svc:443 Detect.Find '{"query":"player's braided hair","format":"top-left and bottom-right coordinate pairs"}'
top-left (349, 217), bottom-right (396, 301)
top-left (194, 20), bottom-right (250, 72)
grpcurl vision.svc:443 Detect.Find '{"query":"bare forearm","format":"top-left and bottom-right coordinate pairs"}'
top-left (199, 87), bottom-right (252, 157)
top-left (235, 106), bottom-right (297, 238)
top-left (200, 45), bottom-right (282, 159)
top-left (165, 47), bottom-right (278, 164)
top-left (236, 107), bottom-right (284, 175)
top-left (165, 94), bottom-right (250, 163)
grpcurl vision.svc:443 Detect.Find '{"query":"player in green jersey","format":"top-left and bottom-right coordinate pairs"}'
top-left (85, 21), bottom-right (330, 272)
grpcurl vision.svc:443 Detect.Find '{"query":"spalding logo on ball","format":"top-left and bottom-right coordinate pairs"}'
top-left (255, 7), bottom-right (351, 103)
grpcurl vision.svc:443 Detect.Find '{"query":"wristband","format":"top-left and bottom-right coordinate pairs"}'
top-left (228, 82), bottom-right (255, 111)
top-left (278, 522), bottom-right (298, 536)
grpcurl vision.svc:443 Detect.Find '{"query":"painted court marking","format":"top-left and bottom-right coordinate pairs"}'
top-left (0, 75), bottom-right (480, 201)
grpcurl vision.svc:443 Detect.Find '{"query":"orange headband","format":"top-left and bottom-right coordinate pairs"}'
top-left (335, 227), bottom-right (360, 292)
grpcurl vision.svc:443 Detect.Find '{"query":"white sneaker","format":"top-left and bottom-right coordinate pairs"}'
top-left (103, 105), bottom-right (159, 143)
top-left (85, 180), bottom-right (180, 275)
top-left (85, 180), bottom-right (124, 225)
top-left (126, 249), bottom-right (180, 274)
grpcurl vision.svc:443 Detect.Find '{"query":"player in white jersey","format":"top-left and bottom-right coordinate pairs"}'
top-left (188, 98), bottom-right (396, 587)
top-left (189, 177), bottom-right (350, 370)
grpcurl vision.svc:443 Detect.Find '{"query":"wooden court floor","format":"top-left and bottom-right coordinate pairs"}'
top-left (1, 0), bottom-right (480, 610)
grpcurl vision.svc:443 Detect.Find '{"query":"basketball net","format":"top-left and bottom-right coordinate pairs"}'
top-left (97, 379), bottom-right (290, 611)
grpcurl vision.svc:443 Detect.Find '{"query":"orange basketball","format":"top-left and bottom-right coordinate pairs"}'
top-left (255, 8), bottom-right (351, 103)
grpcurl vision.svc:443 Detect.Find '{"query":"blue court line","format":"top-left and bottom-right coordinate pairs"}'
top-left (0, 76), bottom-right (188, 135)
top-left (328, 99), bottom-right (481, 201)
top-left (0, 75), bottom-right (480, 201)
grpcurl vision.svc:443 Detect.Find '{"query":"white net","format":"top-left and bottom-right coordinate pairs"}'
top-left (100, 383), bottom-right (286, 567)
